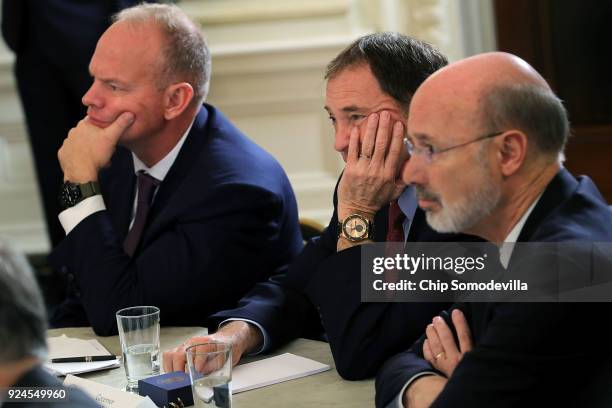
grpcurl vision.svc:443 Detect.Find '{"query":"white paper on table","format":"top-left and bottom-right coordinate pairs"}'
top-left (47, 334), bottom-right (113, 359)
top-left (63, 375), bottom-right (157, 408)
top-left (45, 334), bottom-right (120, 376)
top-left (45, 359), bottom-right (121, 376)
top-left (231, 353), bottom-right (330, 394)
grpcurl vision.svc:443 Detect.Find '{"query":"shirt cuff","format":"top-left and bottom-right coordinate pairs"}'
top-left (58, 195), bottom-right (106, 235)
top-left (219, 318), bottom-right (268, 355)
top-left (389, 372), bottom-right (438, 408)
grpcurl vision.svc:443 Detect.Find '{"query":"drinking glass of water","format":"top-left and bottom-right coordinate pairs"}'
top-left (186, 342), bottom-right (232, 408)
top-left (116, 306), bottom-right (160, 392)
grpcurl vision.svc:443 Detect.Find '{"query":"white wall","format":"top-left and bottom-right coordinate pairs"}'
top-left (0, 0), bottom-right (497, 254)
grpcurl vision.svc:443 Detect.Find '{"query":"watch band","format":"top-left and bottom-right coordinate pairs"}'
top-left (79, 181), bottom-right (101, 198)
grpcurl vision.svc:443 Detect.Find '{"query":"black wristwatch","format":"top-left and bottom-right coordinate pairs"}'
top-left (338, 214), bottom-right (374, 242)
top-left (58, 181), bottom-right (101, 209)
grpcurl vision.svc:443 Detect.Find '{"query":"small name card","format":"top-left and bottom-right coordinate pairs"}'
top-left (63, 375), bottom-right (157, 408)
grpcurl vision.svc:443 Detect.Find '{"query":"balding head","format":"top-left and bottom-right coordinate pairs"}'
top-left (427, 52), bottom-right (549, 89)
top-left (113, 3), bottom-right (211, 106)
top-left (402, 52), bottom-right (566, 241)
top-left (411, 52), bottom-right (568, 161)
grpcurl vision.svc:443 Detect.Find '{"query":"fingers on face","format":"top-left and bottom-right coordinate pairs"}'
top-left (105, 112), bottom-right (134, 144)
top-left (371, 111), bottom-right (391, 165)
top-left (347, 126), bottom-right (360, 163)
top-left (384, 121), bottom-right (405, 177)
top-left (452, 309), bottom-right (473, 352)
top-left (348, 111), bottom-right (405, 172)
top-left (78, 117), bottom-right (88, 127)
top-left (360, 113), bottom-right (379, 158)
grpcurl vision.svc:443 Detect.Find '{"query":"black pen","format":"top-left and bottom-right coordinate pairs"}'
top-left (50, 355), bottom-right (118, 363)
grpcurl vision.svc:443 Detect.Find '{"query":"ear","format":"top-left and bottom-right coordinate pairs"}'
top-left (497, 130), bottom-right (528, 177)
top-left (163, 82), bottom-right (194, 120)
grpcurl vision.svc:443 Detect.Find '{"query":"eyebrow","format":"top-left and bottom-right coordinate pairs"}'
top-left (88, 67), bottom-right (127, 87)
top-left (323, 105), bottom-right (367, 114)
top-left (341, 105), bottom-right (365, 113)
top-left (410, 132), bottom-right (433, 143)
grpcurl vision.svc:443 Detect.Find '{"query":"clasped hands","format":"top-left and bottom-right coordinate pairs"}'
top-left (337, 111), bottom-right (407, 222)
top-left (58, 112), bottom-right (134, 183)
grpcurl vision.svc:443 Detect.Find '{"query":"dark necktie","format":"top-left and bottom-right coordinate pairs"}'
top-left (384, 200), bottom-right (407, 295)
top-left (386, 199), bottom-right (406, 243)
top-left (123, 171), bottom-right (160, 256)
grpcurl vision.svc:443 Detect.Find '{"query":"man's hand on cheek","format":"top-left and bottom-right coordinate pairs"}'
top-left (358, 112), bottom-right (408, 197)
top-left (337, 111), bottom-right (405, 221)
top-left (58, 112), bottom-right (135, 182)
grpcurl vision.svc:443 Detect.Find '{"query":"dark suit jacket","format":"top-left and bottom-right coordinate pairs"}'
top-left (1, 0), bottom-right (147, 246)
top-left (211, 180), bottom-right (475, 380)
top-left (49, 104), bottom-right (303, 336)
top-left (4, 365), bottom-right (97, 407)
top-left (375, 168), bottom-right (612, 408)
top-left (2, 0), bottom-right (141, 62)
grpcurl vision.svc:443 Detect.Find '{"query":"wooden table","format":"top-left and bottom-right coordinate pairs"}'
top-left (47, 327), bottom-right (375, 407)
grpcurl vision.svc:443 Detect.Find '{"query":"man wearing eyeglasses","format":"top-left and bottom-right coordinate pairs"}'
top-left (164, 33), bottom-right (479, 381)
top-left (375, 52), bottom-right (612, 407)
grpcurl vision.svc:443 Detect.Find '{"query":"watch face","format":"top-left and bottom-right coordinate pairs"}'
top-left (59, 183), bottom-right (82, 208)
top-left (343, 215), bottom-right (369, 240)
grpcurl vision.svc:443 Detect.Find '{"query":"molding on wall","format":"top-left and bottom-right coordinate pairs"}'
top-left (0, 0), bottom-right (498, 253)
top-left (180, 0), bottom-right (352, 25)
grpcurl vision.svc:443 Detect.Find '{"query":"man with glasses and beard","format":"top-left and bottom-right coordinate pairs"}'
top-left (376, 52), bottom-right (612, 408)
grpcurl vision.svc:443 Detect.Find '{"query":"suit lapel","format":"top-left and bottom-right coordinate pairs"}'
top-left (143, 106), bottom-right (211, 242)
top-left (101, 147), bottom-right (136, 240)
top-left (470, 169), bottom-right (578, 342)
top-left (517, 168), bottom-right (577, 242)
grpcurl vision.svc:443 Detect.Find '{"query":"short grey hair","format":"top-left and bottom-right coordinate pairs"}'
top-left (114, 3), bottom-right (212, 106)
top-left (0, 241), bottom-right (47, 363)
top-left (481, 84), bottom-right (569, 160)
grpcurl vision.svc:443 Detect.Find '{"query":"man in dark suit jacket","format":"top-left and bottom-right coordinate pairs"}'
top-left (375, 52), bottom-right (612, 407)
top-left (49, 4), bottom-right (302, 336)
top-left (1, 0), bottom-right (147, 247)
top-left (0, 241), bottom-right (97, 407)
top-left (163, 33), bottom-right (477, 380)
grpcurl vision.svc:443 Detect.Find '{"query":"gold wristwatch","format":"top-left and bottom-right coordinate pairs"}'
top-left (338, 214), bottom-right (373, 242)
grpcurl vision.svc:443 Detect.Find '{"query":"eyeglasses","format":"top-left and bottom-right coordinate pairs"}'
top-left (404, 131), bottom-right (505, 163)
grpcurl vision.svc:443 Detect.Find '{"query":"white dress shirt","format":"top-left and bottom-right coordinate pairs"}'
top-left (58, 123), bottom-right (192, 235)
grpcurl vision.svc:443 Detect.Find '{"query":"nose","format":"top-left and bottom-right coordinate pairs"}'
top-left (401, 154), bottom-right (427, 186)
top-left (81, 80), bottom-right (103, 110)
top-left (334, 123), bottom-right (351, 157)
